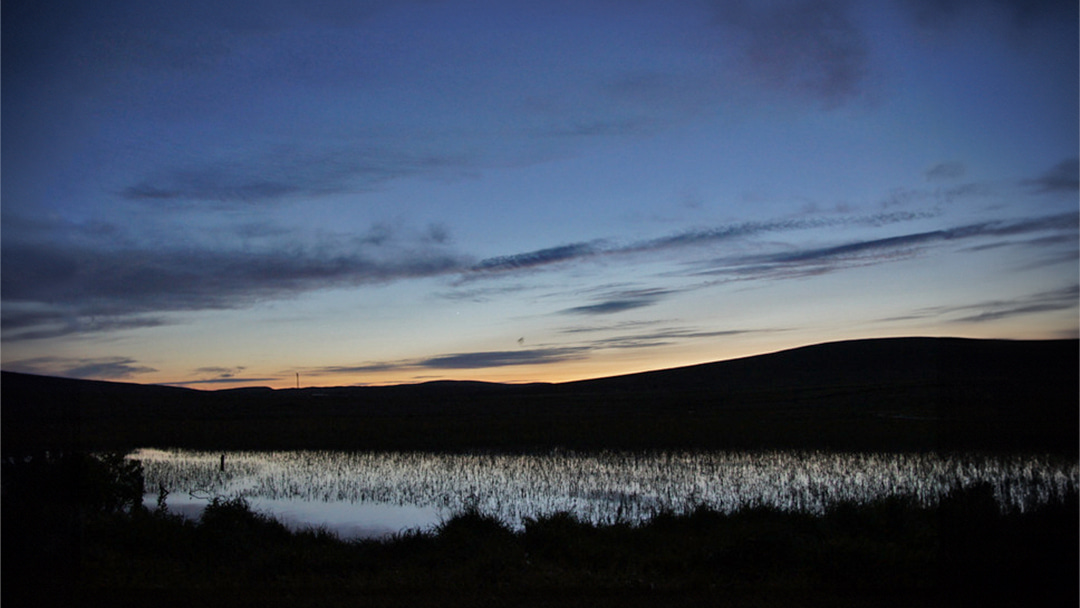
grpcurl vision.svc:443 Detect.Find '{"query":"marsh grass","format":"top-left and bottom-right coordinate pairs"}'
top-left (132, 448), bottom-right (1080, 534)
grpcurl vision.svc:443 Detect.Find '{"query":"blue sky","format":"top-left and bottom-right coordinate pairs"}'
top-left (3, 0), bottom-right (1077, 388)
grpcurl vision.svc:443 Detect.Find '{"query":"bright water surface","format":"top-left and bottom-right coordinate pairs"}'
top-left (131, 449), bottom-right (1079, 539)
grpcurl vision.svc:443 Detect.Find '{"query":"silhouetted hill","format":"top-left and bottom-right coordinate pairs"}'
top-left (4, 337), bottom-right (1077, 453)
top-left (567, 336), bottom-right (1075, 393)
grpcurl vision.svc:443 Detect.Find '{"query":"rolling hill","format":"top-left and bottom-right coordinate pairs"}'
top-left (3, 337), bottom-right (1077, 453)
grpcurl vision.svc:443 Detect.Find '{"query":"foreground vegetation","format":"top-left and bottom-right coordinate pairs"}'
top-left (3, 453), bottom-right (1077, 607)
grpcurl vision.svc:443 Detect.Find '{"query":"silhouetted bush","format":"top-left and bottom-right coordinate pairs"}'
top-left (1, 451), bottom-right (148, 607)
top-left (192, 495), bottom-right (294, 575)
top-left (2, 451), bottom-right (145, 515)
top-left (436, 506), bottom-right (513, 541)
top-left (431, 507), bottom-right (523, 584)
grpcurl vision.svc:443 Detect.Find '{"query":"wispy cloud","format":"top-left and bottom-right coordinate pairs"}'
top-left (561, 299), bottom-right (660, 316)
top-left (1022, 157), bottom-right (1080, 194)
top-left (4, 239), bottom-right (462, 313)
top-left (560, 288), bottom-right (676, 316)
top-left (643, 212), bottom-right (932, 248)
top-left (170, 375), bottom-right (280, 386)
top-left (558, 319), bottom-right (671, 335)
top-left (925, 161), bottom-right (966, 181)
top-left (308, 323), bottom-right (783, 379)
top-left (690, 212), bottom-right (1078, 281)
top-left (2, 217), bottom-right (467, 341)
top-left (436, 283), bottom-right (540, 303)
top-left (3, 356), bottom-right (157, 380)
top-left (309, 346), bottom-right (590, 376)
top-left (951, 285), bottom-right (1080, 324)
top-left (568, 327), bottom-right (777, 351)
top-left (1, 311), bottom-right (170, 342)
top-left (900, 0), bottom-right (1078, 33)
top-left (758, 230), bottom-right (950, 265)
top-left (882, 284), bottom-right (1079, 325)
top-left (0, 294), bottom-right (173, 342)
top-left (711, 0), bottom-right (871, 106)
top-left (123, 146), bottom-right (468, 205)
top-left (192, 365), bottom-right (248, 379)
top-left (312, 362), bottom-right (413, 376)
top-left (469, 211), bottom-right (936, 279)
top-left (4, 185), bottom-right (1070, 345)
top-left (417, 348), bottom-right (589, 369)
top-left (471, 242), bottom-right (603, 273)
top-left (0, 204), bottom-right (961, 343)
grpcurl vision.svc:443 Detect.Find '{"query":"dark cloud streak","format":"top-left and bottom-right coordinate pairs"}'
top-left (925, 161), bottom-right (966, 181)
top-left (4, 191), bottom-right (1072, 344)
top-left (470, 211), bottom-right (935, 278)
top-left (3, 356), bottom-right (157, 380)
top-left (123, 147), bottom-right (469, 205)
top-left (417, 348), bottom-right (589, 369)
top-left (560, 288), bottom-right (676, 316)
top-left (571, 327), bottom-right (773, 351)
top-left (308, 324), bottom-right (779, 377)
top-left (309, 347), bottom-right (590, 375)
top-left (1022, 158), bottom-right (1080, 194)
top-left (171, 376), bottom-right (279, 386)
top-left (711, 0), bottom-right (871, 106)
top-left (472, 242), bottom-right (603, 273)
top-left (561, 299), bottom-right (659, 316)
top-left (952, 285), bottom-right (1080, 323)
top-left (691, 212), bottom-right (1078, 280)
top-left (901, 0), bottom-right (1078, 32)
top-left (881, 285), bottom-right (1079, 324)
top-left (1, 220), bottom-right (468, 341)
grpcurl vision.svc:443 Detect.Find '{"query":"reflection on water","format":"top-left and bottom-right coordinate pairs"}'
top-left (131, 449), bottom-right (1079, 539)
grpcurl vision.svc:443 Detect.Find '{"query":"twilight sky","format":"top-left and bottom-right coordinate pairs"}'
top-left (3, 0), bottom-right (1077, 389)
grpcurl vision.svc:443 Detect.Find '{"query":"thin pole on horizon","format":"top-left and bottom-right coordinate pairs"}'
top-left (296, 372), bottom-right (300, 389)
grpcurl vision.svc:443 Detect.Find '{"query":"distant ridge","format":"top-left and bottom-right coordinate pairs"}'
top-left (5, 336), bottom-right (1073, 394)
top-left (4, 337), bottom-right (1077, 453)
top-left (565, 336), bottom-right (1078, 392)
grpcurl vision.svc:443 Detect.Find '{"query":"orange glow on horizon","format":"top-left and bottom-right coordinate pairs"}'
top-left (153, 324), bottom-right (1076, 391)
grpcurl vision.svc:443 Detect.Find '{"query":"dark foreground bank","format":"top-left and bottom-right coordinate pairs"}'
top-left (3, 453), bottom-right (1077, 608)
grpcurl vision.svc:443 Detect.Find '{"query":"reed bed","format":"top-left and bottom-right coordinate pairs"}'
top-left (130, 449), bottom-right (1079, 532)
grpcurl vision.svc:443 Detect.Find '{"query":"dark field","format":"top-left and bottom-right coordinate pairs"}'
top-left (3, 452), bottom-right (1077, 608)
top-left (3, 337), bottom-right (1078, 454)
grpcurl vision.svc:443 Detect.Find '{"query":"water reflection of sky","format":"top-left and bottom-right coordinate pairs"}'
top-left (140, 495), bottom-right (440, 539)
top-left (131, 449), bottom-right (1079, 540)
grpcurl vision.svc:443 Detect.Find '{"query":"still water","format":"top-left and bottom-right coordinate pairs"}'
top-left (131, 449), bottom-right (1078, 539)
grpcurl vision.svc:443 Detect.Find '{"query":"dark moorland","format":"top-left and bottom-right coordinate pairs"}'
top-left (4, 337), bottom-right (1078, 453)
top-left (3, 337), bottom-right (1078, 607)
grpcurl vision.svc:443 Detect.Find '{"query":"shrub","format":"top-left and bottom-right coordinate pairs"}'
top-left (199, 495), bottom-right (289, 537)
top-left (1, 451), bottom-right (146, 516)
top-left (436, 507), bottom-right (514, 543)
